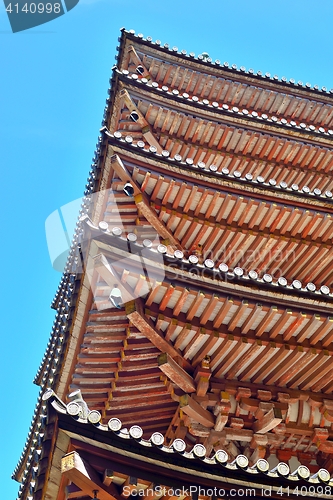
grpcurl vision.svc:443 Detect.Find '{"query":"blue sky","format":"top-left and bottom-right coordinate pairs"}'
top-left (1, 0), bottom-right (333, 496)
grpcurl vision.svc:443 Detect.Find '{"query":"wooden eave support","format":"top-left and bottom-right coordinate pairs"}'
top-left (65, 484), bottom-right (84, 499)
top-left (61, 451), bottom-right (117, 500)
top-left (158, 353), bottom-right (196, 393)
top-left (119, 90), bottom-right (162, 153)
top-left (103, 470), bottom-right (114, 487)
top-left (214, 413), bottom-right (229, 432)
top-left (179, 394), bottom-right (215, 428)
top-left (118, 79), bottom-right (333, 149)
top-left (194, 362), bottom-right (211, 397)
top-left (165, 405), bottom-right (181, 441)
top-left (109, 153), bottom-right (182, 249)
top-left (126, 300), bottom-right (192, 372)
top-left (93, 252), bottom-right (118, 284)
top-left (128, 45), bottom-right (151, 79)
top-left (253, 407), bottom-right (283, 434)
top-left (93, 252), bottom-right (139, 306)
top-left (121, 476), bottom-right (138, 498)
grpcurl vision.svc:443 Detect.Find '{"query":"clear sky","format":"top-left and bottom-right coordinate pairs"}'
top-left (1, 0), bottom-right (333, 497)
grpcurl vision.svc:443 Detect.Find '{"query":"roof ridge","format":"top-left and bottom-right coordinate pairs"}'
top-left (119, 28), bottom-right (333, 99)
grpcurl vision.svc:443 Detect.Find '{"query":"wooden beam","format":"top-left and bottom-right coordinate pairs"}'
top-left (93, 252), bottom-right (135, 306)
top-left (210, 376), bottom-right (333, 404)
top-left (226, 341), bottom-right (262, 380)
top-left (109, 154), bottom-right (181, 249)
top-left (128, 45), bottom-right (151, 79)
top-left (253, 407), bottom-right (283, 434)
top-left (126, 300), bottom-right (192, 372)
top-left (191, 332), bottom-right (219, 368)
top-left (61, 451), bottom-right (117, 500)
top-left (66, 484), bottom-right (87, 499)
top-left (135, 193), bottom-right (181, 248)
top-left (165, 405), bottom-right (180, 441)
top-left (194, 362), bottom-right (211, 397)
top-left (120, 90), bottom-right (162, 153)
top-left (158, 353), bottom-right (196, 393)
top-left (103, 470), bottom-right (114, 487)
top-left (214, 413), bottom-right (228, 432)
top-left (122, 477), bottom-right (138, 498)
top-left (179, 394), bottom-right (215, 428)
top-left (228, 300), bottom-right (249, 332)
top-left (145, 303), bottom-right (331, 355)
top-left (213, 338), bottom-right (247, 378)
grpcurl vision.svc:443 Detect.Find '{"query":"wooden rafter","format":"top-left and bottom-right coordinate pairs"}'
top-left (61, 451), bottom-right (118, 500)
top-left (158, 353), bottom-right (196, 393)
top-left (179, 394), bottom-right (215, 428)
top-left (145, 302), bottom-right (333, 356)
top-left (125, 299), bottom-right (192, 372)
top-left (109, 153), bottom-right (182, 249)
top-left (128, 45), bottom-right (151, 79)
top-left (119, 89), bottom-right (163, 152)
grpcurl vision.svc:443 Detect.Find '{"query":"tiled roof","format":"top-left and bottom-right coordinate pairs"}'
top-left (43, 388), bottom-right (333, 487)
top-left (117, 29), bottom-right (333, 97)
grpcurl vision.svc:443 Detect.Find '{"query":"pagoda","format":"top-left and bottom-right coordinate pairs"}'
top-left (13, 28), bottom-right (333, 500)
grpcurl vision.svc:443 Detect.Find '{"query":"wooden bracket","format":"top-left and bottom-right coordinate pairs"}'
top-left (179, 394), bottom-right (215, 428)
top-left (121, 476), bottom-right (137, 498)
top-left (126, 299), bottom-right (192, 372)
top-left (158, 353), bottom-right (196, 393)
top-left (109, 154), bottom-right (182, 249)
top-left (119, 90), bottom-right (162, 152)
top-left (103, 470), bottom-right (114, 487)
top-left (253, 407), bottom-right (283, 434)
top-left (128, 45), bottom-right (151, 79)
top-left (61, 451), bottom-right (117, 500)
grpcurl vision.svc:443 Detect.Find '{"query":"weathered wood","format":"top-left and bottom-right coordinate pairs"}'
top-left (120, 91), bottom-right (162, 153)
top-left (196, 376), bottom-right (210, 397)
top-left (126, 300), bottom-right (192, 372)
top-left (253, 407), bottom-right (283, 434)
top-left (214, 413), bottom-right (228, 432)
top-left (146, 303), bottom-right (333, 356)
top-left (188, 422), bottom-right (210, 437)
top-left (135, 193), bottom-right (181, 248)
top-left (158, 353), bottom-right (196, 393)
top-left (193, 366), bottom-right (212, 401)
top-left (65, 483), bottom-right (84, 499)
top-left (210, 377), bottom-right (333, 405)
top-left (179, 394), bottom-right (214, 428)
top-left (61, 451), bottom-right (117, 500)
top-left (128, 45), bottom-right (151, 79)
top-left (103, 470), bottom-right (114, 487)
top-left (109, 154), bottom-right (180, 248)
top-left (121, 476), bottom-right (137, 498)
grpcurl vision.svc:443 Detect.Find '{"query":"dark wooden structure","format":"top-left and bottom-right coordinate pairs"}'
top-left (13, 28), bottom-right (333, 500)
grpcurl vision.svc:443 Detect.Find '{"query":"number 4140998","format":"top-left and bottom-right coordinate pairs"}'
top-left (277, 485), bottom-right (332, 496)
top-left (5, 3), bottom-right (61, 14)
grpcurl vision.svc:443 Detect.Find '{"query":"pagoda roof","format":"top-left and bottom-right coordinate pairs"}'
top-left (110, 78), bottom-right (333, 184)
top-left (31, 388), bottom-right (333, 500)
top-left (15, 28), bottom-right (333, 500)
top-left (113, 69), bottom-right (333, 145)
top-left (116, 29), bottom-right (333, 125)
top-left (101, 142), bottom-right (333, 290)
